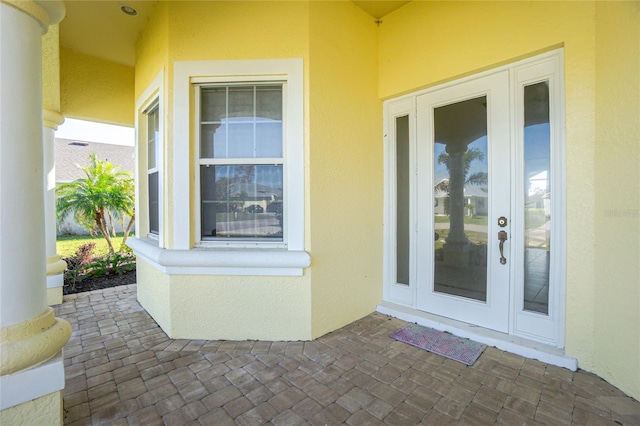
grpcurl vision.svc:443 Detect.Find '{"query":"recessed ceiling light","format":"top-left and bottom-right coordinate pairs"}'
top-left (120, 5), bottom-right (138, 16)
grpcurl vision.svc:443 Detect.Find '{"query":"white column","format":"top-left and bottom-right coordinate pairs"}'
top-left (0, 0), bottom-right (71, 419)
top-left (44, 109), bottom-right (66, 303)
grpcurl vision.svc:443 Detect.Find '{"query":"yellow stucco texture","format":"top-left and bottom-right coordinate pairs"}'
top-left (170, 274), bottom-right (312, 341)
top-left (134, 1), bottom-right (168, 101)
top-left (378, 1), bottom-right (638, 399)
top-left (136, 260), bottom-right (172, 333)
top-left (167, 1), bottom-right (310, 62)
top-left (593, 1), bottom-right (640, 401)
top-left (1, 308), bottom-right (72, 375)
top-left (308, 1), bottom-right (383, 338)
top-left (136, 259), bottom-right (312, 340)
top-left (47, 287), bottom-right (62, 306)
top-left (0, 391), bottom-right (62, 425)
top-left (60, 46), bottom-right (135, 126)
top-left (42, 23), bottom-right (60, 112)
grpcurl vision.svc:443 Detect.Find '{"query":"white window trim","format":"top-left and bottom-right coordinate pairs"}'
top-left (146, 58), bottom-right (309, 276)
top-left (127, 238), bottom-right (309, 276)
top-left (135, 69), bottom-right (164, 247)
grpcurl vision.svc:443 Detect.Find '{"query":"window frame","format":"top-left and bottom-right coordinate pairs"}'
top-left (161, 58), bottom-right (308, 276)
top-left (145, 101), bottom-right (160, 237)
top-left (194, 80), bottom-right (287, 248)
top-left (135, 69), bottom-right (164, 247)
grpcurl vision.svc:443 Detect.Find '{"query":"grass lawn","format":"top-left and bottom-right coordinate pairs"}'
top-left (57, 234), bottom-right (127, 258)
top-left (435, 215), bottom-right (488, 226)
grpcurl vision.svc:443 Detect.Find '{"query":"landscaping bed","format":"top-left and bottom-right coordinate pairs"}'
top-left (63, 269), bottom-right (136, 295)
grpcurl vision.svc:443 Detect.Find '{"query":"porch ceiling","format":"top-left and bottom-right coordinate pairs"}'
top-left (58, 1), bottom-right (411, 67)
top-left (59, 0), bottom-right (158, 67)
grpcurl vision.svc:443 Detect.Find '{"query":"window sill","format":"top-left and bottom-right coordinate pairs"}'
top-left (127, 237), bottom-right (311, 276)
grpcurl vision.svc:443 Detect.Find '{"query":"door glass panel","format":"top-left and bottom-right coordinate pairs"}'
top-left (433, 96), bottom-right (489, 301)
top-left (523, 81), bottom-right (550, 314)
top-left (396, 115), bottom-right (410, 285)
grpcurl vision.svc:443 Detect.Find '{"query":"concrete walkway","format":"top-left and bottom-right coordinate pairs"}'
top-left (55, 285), bottom-right (640, 425)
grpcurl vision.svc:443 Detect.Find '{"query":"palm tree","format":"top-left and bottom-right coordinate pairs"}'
top-left (57, 154), bottom-right (135, 254)
top-left (437, 147), bottom-right (487, 189)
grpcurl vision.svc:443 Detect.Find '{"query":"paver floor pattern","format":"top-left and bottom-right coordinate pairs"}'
top-left (55, 284), bottom-right (640, 425)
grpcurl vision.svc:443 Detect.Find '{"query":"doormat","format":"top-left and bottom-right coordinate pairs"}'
top-left (390, 324), bottom-right (486, 366)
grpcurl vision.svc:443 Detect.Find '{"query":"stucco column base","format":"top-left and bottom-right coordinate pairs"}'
top-left (46, 287), bottom-right (63, 306)
top-left (46, 256), bottom-right (67, 276)
top-left (46, 258), bottom-right (65, 306)
top-left (0, 390), bottom-right (62, 425)
top-left (0, 308), bottom-right (71, 376)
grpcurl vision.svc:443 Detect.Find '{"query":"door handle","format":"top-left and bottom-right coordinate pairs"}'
top-left (498, 230), bottom-right (508, 265)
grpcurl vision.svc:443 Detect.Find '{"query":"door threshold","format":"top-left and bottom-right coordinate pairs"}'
top-left (377, 301), bottom-right (577, 371)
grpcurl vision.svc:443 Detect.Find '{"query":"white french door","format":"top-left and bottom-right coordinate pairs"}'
top-left (416, 71), bottom-right (511, 333)
top-left (384, 50), bottom-right (565, 346)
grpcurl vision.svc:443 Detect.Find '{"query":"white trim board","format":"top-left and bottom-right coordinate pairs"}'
top-left (128, 237), bottom-right (310, 276)
top-left (0, 351), bottom-right (65, 410)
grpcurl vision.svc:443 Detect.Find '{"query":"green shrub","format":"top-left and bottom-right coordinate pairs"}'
top-left (63, 242), bottom-right (96, 291)
top-left (61, 240), bottom-right (136, 290)
top-left (88, 252), bottom-right (136, 278)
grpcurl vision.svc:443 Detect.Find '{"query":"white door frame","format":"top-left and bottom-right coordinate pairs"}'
top-left (382, 49), bottom-right (566, 347)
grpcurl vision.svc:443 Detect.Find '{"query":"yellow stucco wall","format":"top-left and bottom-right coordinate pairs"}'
top-left (170, 273), bottom-right (312, 340)
top-left (593, 1), bottom-right (640, 400)
top-left (0, 391), bottom-right (62, 425)
top-left (308, 1), bottom-right (383, 338)
top-left (134, 1), bottom-right (314, 340)
top-left (42, 24), bottom-right (60, 112)
top-left (136, 259), bottom-right (172, 333)
top-left (134, 1), bottom-right (384, 342)
top-left (134, 2), bottom-right (168, 101)
top-left (378, 1), bottom-right (638, 399)
top-left (134, 1), bottom-right (171, 247)
top-left (60, 46), bottom-right (135, 126)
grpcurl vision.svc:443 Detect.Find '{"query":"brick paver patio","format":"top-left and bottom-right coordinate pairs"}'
top-left (54, 284), bottom-right (640, 425)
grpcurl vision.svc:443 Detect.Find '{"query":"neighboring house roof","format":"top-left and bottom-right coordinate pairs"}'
top-left (433, 178), bottom-right (488, 198)
top-left (55, 138), bottom-right (135, 182)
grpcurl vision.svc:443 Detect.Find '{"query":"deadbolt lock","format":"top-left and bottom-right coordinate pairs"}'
top-left (498, 216), bottom-right (508, 227)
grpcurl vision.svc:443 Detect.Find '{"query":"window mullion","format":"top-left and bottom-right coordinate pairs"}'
top-left (199, 158), bottom-right (283, 166)
top-left (225, 87), bottom-right (229, 158)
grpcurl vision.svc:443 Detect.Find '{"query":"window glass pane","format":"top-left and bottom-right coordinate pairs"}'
top-left (201, 123), bottom-right (226, 158)
top-left (201, 85), bottom-right (283, 159)
top-left (227, 123), bottom-right (254, 157)
top-left (148, 171), bottom-right (159, 234)
top-left (396, 115), bottom-right (410, 286)
top-left (256, 86), bottom-right (282, 121)
top-left (523, 81), bottom-right (551, 315)
top-left (201, 87), bottom-right (226, 122)
top-left (433, 96), bottom-right (489, 302)
top-left (255, 122), bottom-right (283, 157)
top-left (200, 165), bottom-right (283, 240)
top-left (147, 106), bottom-right (158, 169)
top-left (228, 86), bottom-right (254, 119)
